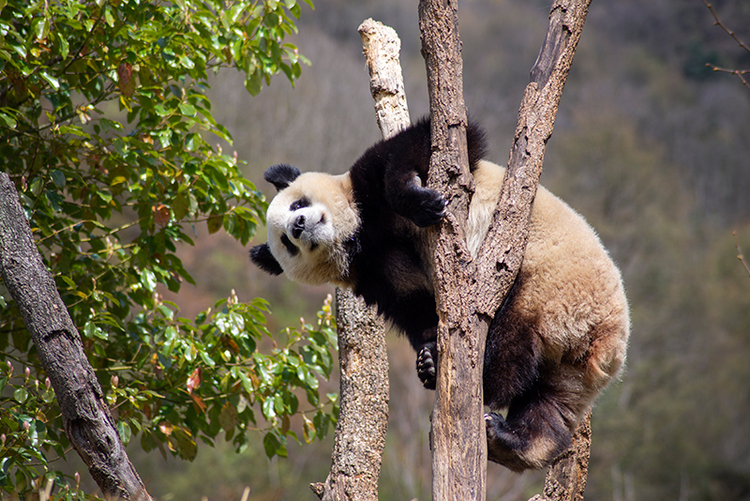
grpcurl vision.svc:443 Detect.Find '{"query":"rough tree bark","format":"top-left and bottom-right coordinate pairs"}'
top-left (310, 18), bottom-right (410, 501)
top-left (529, 411), bottom-right (592, 501)
top-left (418, 1), bottom-right (488, 499)
top-left (0, 172), bottom-right (152, 501)
top-left (418, 0), bottom-right (593, 500)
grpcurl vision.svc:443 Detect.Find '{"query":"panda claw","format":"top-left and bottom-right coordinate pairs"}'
top-left (417, 342), bottom-right (437, 390)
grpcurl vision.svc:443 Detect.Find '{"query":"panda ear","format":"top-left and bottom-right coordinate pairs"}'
top-left (250, 244), bottom-right (284, 276)
top-left (264, 164), bottom-right (301, 191)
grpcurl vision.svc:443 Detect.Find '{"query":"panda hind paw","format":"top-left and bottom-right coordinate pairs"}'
top-left (416, 342), bottom-right (437, 390)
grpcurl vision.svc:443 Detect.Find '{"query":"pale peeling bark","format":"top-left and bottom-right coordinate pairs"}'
top-left (418, 0), bottom-right (593, 500)
top-left (0, 172), bottom-right (152, 501)
top-left (310, 19), bottom-right (410, 501)
top-left (358, 19), bottom-right (411, 138)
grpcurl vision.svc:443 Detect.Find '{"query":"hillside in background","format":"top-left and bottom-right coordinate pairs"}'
top-left (117, 1), bottom-right (750, 499)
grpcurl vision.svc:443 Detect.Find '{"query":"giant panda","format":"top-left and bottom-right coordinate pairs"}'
top-left (250, 117), bottom-right (630, 472)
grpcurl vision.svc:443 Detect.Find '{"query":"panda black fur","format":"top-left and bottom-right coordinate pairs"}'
top-left (250, 117), bottom-right (629, 472)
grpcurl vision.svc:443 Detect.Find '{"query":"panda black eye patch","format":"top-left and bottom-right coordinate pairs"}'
top-left (280, 234), bottom-right (298, 255)
top-left (289, 197), bottom-right (310, 211)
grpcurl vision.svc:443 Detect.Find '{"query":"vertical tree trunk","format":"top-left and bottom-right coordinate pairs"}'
top-left (309, 289), bottom-right (389, 501)
top-left (418, 1), bottom-right (487, 499)
top-left (0, 172), bottom-right (152, 501)
top-left (419, 0), bottom-right (593, 499)
top-left (310, 18), bottom-right (410, 501)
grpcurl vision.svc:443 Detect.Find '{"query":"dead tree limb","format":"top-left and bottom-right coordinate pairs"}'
top-left (310, 18), bottom-right (411, 501)
top-left (419, 0), bottom-right (593, 499)
top-left (0, 172), bottom-right (152, 501)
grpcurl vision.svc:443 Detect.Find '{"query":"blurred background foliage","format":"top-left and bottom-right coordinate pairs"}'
top-left (2, 0), bottom-right (750, 499)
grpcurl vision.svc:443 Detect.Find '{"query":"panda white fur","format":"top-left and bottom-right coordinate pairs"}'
top-left (251, 117), bottom-right (629, 472)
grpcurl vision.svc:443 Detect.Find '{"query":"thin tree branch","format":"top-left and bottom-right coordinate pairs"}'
top-left (733, 231), bottom-right (750, 277)
top-left (701, 0), bottom-right (750, 53)
top-left (701, 0), bottom-right (750, 91)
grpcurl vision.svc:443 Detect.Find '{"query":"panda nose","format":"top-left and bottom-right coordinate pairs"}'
top-left (292, 215), bottom-right (305, 239)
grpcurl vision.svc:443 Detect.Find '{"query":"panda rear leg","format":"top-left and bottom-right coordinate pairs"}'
top-left (485, 385), bottom-right (573, 472)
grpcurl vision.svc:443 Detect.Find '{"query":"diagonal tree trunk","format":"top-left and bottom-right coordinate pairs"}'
top-left (0, 172), bottom-right (152, 501)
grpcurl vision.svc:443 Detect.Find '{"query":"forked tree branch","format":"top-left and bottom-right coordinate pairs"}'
top-left (701, 0), bottom-right (750, 91)
top-left (419, 0), bottom-right (593, 499)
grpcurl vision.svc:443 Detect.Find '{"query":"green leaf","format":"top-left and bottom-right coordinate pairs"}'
top-left (39, 71), bottom-right (60, 90)
top-left (58, 34), bottom-right (69, 60)
top-left (14, 387), bottom-right (28, 404)
top-left (262, 397), bottom-right (276, 420)
top-left (245, 70), bottom-right (262, 96)
top-left (178, 102), bottom-right (196, 116)
top-left (117, 421), bottom-right (131, 445)
top-left (199, 350), bottom-right (215, 367)
top-left (32, 17), bottom-right (50, 41)
top-left (206, 214), bottom-right (223, 234)
top-left (50, 170), bottom-right (66, 189)
top-left (0, 111), bottom-right (16, 128)
top-left (262, 432), bottom-right (286, 459)
top-left (103, 7), bottom-right (115, 27)
top-left (140, 269), bottom-right (157, 291)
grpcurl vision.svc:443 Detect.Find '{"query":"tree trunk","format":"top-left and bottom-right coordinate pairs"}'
top-left (419, 0), bottom-right (593, 499)
top-left (310, 18), bottom-right (410, 501)
top-left (309, 289), bottom-right (388, 501)
top-left (529, 411), bottom-right (592, 501)
top-left (419, 1), bottom-right (488, 499)
top-left (0, 172), bottom-right (153, 501)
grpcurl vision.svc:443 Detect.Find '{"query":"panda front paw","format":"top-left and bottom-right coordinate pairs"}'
top-left (389, 185), bottom-right (446, 227)
top-left (417, 342), bottom-right (437, 389)
top-left (409, 189), bottom-right (447, 228)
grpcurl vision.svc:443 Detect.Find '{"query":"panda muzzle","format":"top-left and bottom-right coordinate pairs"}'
top-left (291, 215), bottom-right (306, 239)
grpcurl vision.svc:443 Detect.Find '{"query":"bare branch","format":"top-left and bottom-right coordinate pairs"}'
top-left (701, 0), bottom-right (750, 91)
top-left (701, 0), bottom-right (750, 53)
top-left (707, 65), bottom-right (750, 91)
top-left (311, 19), bottom-right (410, 501)
top-left (733, 231), bottom-right (750, 277)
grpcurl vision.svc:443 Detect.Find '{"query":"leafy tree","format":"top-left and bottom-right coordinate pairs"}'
top-left (0, 0), bottom-right (339, 498)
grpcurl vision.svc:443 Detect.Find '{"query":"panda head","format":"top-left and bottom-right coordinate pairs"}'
top-left (250, 164), bottom-right (360, 286)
